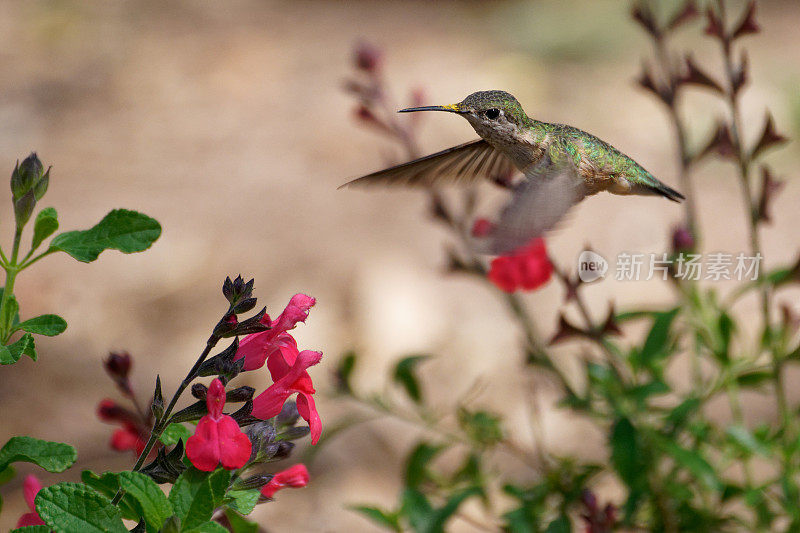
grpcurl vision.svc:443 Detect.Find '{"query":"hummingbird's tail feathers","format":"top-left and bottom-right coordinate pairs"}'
top-left (339, 139), bottom-right (515, 190)
top-left (648, 181), bottom-right (685, 203)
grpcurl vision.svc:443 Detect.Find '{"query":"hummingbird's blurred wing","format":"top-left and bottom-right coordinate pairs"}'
top-left (486, 156), bottom-right (586, 254)
top-left (339, 139), bottom-right (515, 189)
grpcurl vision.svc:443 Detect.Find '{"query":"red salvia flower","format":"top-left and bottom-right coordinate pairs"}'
top-left (16, 475), bottom-right (45, 528)
top-left (487, 238), bottom-right (553, 293)
top-left (186, 378), bottom-right (252, 471)
top-left (260, 464), bottom-right (310, 499)
top-left (252, 348), bottom-right (323, 444)
top-left (235, 293), bottom-right (316, 371)
top-left (97, 399), bottom-right (148, 457)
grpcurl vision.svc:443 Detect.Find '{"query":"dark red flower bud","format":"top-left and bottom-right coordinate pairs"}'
top-left (104, 352), bottom-right (132, 382)
top-left (671, 225), bottom-right (695, 252)
top-left (354, 41), bottom-right (382, 73)
top-left (97, 399), bottom-right (137, 424)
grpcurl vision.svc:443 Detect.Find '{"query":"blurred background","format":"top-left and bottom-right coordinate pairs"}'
top-left (1, 0), bottom-right (798, 530)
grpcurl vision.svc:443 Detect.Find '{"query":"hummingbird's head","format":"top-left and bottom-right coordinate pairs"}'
top-left (398, 90), bottom-right (529, 146)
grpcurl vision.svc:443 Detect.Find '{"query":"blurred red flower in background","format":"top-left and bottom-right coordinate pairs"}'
top-left (16, 475), bottom-right (45, 528)
top-left (488, 238), bottom-right (553, 293)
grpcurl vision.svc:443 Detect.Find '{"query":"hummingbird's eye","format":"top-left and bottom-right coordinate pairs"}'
top-left (485, 108), bottom-right (501, 120)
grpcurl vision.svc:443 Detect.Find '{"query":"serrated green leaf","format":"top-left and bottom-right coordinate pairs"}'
top-left (49, 209), bottom-right (161, 263)
top-left (0, 333), bottom-right (37, 364)
top-left (225, 489), bottom-right (259, 515)
top-left (15, 314), bottom-right (67, 336)
top-left (31, 207), bottom-right (58, 251)
top-left (0, 436), bottom-right (76, 472)
top-left (393, 355), bottom-right (429, 403)
top-left (169, 467), bottom-right (231, 531)
top-left (160, 423), bottom-right (193, 447)
top-left (35, 482), bottom-right (127, 533)
top-left (117, 471), bottom-right (172, 531)
top-left (224, 509), bottom-right (259, 533)
top-left (10, 526), bottom-right (52, 533)
top-left (184, 522), bottom-right (229, 533)
top-left (80, 471), bottom-right (141, 522)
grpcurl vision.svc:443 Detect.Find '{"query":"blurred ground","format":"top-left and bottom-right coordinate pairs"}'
top-left (0, 0), bottom-right (799, 530)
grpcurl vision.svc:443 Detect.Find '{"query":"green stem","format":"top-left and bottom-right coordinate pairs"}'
top-left (111, 335), bottom-right (219, 505)
top-left (19, 248), bottom-right (55, 270)
top-left (0, 228), bottom-right (24, 343)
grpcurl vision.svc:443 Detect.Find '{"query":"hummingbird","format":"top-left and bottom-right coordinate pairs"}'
top-left (341, 90), bottom-right (684, 254)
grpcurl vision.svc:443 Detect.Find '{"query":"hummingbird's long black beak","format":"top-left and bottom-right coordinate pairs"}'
top-left (398, 104), bottom-right (465, 114)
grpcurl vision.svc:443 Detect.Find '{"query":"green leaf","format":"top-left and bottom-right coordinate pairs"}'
top-left (0, 333), bottom-right (37, 364)
top-left (655, 436), bottom-right (721, 491)
top-left (16, 314), bottom-right (67, 336)
top-left (457, 408), bottom-right (504, 447)
top-left (726, 425), bottom-right (771, 457)
top-left (335, 350), bottom-right (357, 394)
top-left (0, 436), bottom-right (76, 472)
top-left (736, 370), bottom-right (773, 389)
top-left (638, 308), bottom-right (680, 367)
top-left (80, 471), bottom-right (140, 522)
top-left (10, 526), bottom-right (52, 533)
top-left (610, 417), bottom-right (644, 490)
top-left (393, 355), bottom-right (429, 403)
top-left (351, 505), bottom-right (402, 531)
top-left (35, 482), bottom-right (127, 533)
top-left (160, 423), bottom-right (193, 446)
top-left (544, 515), bottom-right (570, 533)
top-left (401, 489), bottom-right (434, 533)
top-left (405, 443), bottom-right (443, 490)
top-left (0, 464), bottom-right (16, 485)
top-left (169, 467), bottom-right (231, 531)
top-left (0, 294), bottom-right (20, 339)
top-left (666, 397), bottom-right (700, 429)
top-left (224, 509), bottom-right (259, 533)
top-left (225, 489), bottom-right (260, 515)
top-left (117, 471), bottom-right (173, 531)
top-left (49, 209), bottom-right (161, 263)
top-left (184, 522), bottom-right (229, 533)
top-left (31, 207), bottom-right (59, 251)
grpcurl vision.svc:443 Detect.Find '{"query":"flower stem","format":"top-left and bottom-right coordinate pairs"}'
top-left (111, 334), bottom-right (219, 505)
top-left (0, 228), bottom-right (24, 344)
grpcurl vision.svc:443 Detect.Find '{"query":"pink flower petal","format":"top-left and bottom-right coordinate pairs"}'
top-left (261, 464), bottom-right (310, 498)
top-left (297, 393), bottom-right (322, 445)
top-left (206, 378), bottom-right (226, 419)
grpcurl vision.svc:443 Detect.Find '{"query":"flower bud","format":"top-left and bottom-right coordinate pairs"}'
top-left (11, 153), bottom-right (44, 200)
top-left (671, 225), bottom-right (695, 253)
top-left (354, 42), bottom-right (382, 73)
top-left (14, 190), bottom-right (36, 228)
top-left (103, 352), bottom-right (132, 393)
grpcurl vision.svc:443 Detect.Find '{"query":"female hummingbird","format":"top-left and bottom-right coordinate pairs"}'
top-left (341, 90), bottom-right (684, 254)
